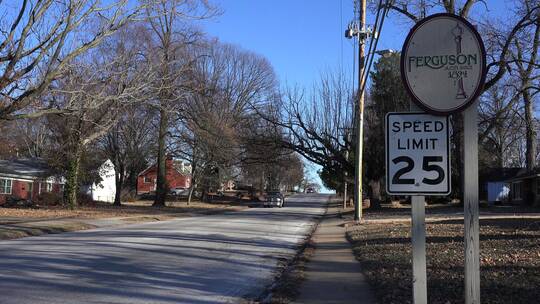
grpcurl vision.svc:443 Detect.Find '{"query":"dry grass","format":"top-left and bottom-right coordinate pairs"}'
top-left (0, 200), bottom-right (248, 222)
top-left (347, 218), bottom-right (540, 304)
top-left (0, 200), bottom-right (249, 240)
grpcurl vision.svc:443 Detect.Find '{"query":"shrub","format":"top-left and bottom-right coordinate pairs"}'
top-left (36, 192), bottom-right (63, 206)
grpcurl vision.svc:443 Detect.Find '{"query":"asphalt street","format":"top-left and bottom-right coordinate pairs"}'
top-left (0, 194), bottom-right (329, 304)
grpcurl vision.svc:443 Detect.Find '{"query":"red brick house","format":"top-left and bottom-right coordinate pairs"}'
top-left (0, 158), bottom-right (65, 204)
top-left (137, 157), bottom-right (191, 194)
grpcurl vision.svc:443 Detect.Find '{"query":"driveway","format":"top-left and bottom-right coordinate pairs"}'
top-left (0, 194), bottom-right (329, 304)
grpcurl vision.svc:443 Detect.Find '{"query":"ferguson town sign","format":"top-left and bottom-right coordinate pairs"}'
top-left (401, 13), bottom-right (486, 114)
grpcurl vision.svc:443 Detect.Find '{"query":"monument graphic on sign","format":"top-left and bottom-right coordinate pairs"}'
top-left (452, 23), bottom-right (467, 99)
top-left (401, 13), bottom-right (486, 114)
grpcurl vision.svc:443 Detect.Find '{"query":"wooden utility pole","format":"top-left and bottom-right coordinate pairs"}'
top-left (353, 0), bottom-right (366, 222)
top-left (344, 151), bottom-right (349, 208)
top-left (343, 130), bottom-right (351, 209)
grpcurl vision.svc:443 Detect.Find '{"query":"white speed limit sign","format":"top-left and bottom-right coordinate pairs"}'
top-left (385, 112), bottom-right (451, 195)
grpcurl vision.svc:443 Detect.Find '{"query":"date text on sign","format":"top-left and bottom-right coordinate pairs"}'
top-left (386, 112), bottom-right (451, 195)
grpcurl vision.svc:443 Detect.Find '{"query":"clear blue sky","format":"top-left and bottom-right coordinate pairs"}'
top-left (199, 0), bottom-right (507, 191)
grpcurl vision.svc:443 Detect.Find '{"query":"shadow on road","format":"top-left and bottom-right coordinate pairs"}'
top-left (0, 194), bottom-right (331, 304)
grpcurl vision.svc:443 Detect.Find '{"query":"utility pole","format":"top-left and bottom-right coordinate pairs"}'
top-left (345, 0), bottom-right (367, 222)
top-left (342, 130), bottom-right (352, 209)
top-left (355, 0), bottom-right (366, 222)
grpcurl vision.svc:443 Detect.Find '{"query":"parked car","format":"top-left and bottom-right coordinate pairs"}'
top-left (306, 188), bottom-right (315, 193)
top-left (263, 191), bottom-right (285, 208)
top-left (170, 187), bottom-right (189, 196)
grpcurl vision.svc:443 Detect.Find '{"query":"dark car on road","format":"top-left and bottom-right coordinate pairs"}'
top-left (262, 191), bottom-right (285, 208)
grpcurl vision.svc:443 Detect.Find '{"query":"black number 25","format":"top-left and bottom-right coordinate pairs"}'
top-left (392, 156), bottom-right (444, 185)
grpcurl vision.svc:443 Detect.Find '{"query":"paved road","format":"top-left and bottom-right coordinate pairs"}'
top-left (0, 194), bottom-right (328, 304)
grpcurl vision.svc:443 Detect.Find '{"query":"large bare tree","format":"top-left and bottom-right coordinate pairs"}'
top-left (171, 40), bottom-right (279, 202)
top-left (0, 0), bottom-right (148, 120)
top-left (143, 0), bottom-right (218, 207)
top-left (47, 30), bottom-right (153, 209)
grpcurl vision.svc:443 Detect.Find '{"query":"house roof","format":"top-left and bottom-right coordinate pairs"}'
top-left (138, 159), bottom-right (191, 177)
top-left (480, 167), bottom-right (524, 183)
top-left (505, 167), bottom-right (540, 183)
top-left (0, 158), bottom-right (52, 179)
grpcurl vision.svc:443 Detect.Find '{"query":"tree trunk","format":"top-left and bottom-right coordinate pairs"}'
top-left (525, 90), bottom-right (536, 171)
top-left (187, 184), bottom-right (195, 205)
top-left (113, 165), bottom-right (124, 206)
top-left (153, 107), bottom-right (168, 207)
top-left (368, 179), bottom-right (382, 209)
top-left (202, 188), bottom-right (209, 203)
top-left (65, 143), bottom-right (83, 210)
top-left (524, 90), bottom-right (536, 206)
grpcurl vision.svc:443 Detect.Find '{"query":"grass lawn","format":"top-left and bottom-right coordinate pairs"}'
top-left (0, 199), bottom-right (249, 222)
top-left (347, 218), bottom-right (540, 304)
top-left (0, 199), bottom-right (251, 241)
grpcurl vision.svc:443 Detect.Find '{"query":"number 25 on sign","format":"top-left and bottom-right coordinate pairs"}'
top-left (385, 113), bottom-right (451, 195)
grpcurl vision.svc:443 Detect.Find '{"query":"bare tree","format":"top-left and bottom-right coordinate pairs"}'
top-left (510, 18), bottom-right (540, 171)
top-left (263, 70), bottom-right (354, 191)
top-left (479, 83), bottom-right (525, 168)
top-left (47, 33), bottom-right (153, 209)
top-left (0, 0), bottom-right (149, 120)
top-left (102, 106), bottom-right (157, 206)
top-left (143, 0), bottom-right (218, 207)
top-left (170, 40), bottom-right (278, 202)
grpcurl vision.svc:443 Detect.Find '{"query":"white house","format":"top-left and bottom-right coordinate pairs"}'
top-left (87, 159), bottom-right (116, 203)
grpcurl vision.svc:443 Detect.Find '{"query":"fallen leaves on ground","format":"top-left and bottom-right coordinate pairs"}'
top-left (347, 218), bottom-right (540, 304)
top-left (0, 200), bottom-right (247, 222)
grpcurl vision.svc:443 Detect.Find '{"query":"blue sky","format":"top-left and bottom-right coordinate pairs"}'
top-left (199, 0), bottom-right (507, 191)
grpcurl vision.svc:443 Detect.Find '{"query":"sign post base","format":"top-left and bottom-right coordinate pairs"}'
top-left (412, 195), bottom-right (427, 304)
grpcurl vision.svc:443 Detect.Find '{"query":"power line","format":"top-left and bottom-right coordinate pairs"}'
top-left (360, 0), bottom-right (384, 84)
top-left (359, 0), bottom-right (390, 99)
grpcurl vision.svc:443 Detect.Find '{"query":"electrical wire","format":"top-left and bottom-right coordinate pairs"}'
top-left (350, 0), bottom-right (359, 129)
top-left (360, 0), bottom-right (384, 85)
top-left (359, 0), bottom-right (390, 99)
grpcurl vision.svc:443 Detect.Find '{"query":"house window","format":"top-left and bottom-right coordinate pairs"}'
top-left (46, 182), bottom-right (52, 192)
top-left (59, 184), bottom-right (65, 192)
top-left (144, 177), bottom-right (152, 183)
top-left (0, 179), bottom-right (12, 194)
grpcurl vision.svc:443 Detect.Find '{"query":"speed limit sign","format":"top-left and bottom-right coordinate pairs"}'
top-left (386, 112), bottom-right (450, 195)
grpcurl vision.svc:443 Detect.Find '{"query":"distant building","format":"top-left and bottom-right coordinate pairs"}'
top-left (478, 167), bottom-right (540, 205)
top-left (0, 158), bottom-right (64, 204)
top-left (504, 168), bottom-right (540, 205)
top-left (221, 180), bottom-right (236, 191)
top-left (480, 167), bottom-right (522, 204)
top-left (137, 156), bottom-right (191, 194)
top-left (85, 159), bottom-right (116, 203)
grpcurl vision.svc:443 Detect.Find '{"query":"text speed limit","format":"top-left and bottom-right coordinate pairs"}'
top-left (385, 113), bottom-right (451, 195)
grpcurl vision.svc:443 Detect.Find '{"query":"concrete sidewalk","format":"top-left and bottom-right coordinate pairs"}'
top-left (294, 205), bottom-right (376, 304)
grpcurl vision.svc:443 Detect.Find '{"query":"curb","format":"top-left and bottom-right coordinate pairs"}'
top-left (256, 197), bottom-right (333, 303)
